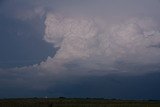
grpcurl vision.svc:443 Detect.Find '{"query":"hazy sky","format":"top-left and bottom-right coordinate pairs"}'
top-left (0, 0), bottom-right (160, 99)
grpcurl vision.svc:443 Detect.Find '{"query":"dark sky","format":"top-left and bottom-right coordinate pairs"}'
top-left (0, 0), bottom-right (160, 99)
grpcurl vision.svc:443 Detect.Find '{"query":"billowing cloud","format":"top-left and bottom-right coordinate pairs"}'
top-left (1, 0), bottom-right (160, 95)
top-left (38, 13), bottom-right (160, 75)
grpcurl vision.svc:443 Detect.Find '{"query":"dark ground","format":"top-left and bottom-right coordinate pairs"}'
top-left (0, 98), bottom-right (160, 107)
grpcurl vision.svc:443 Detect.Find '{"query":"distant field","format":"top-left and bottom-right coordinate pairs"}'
top-left (0, 98), bottom-right (160, 107)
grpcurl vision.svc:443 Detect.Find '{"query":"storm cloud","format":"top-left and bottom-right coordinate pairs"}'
top-left (0, 0), bottom-right (160, 98)
top-left (41, 13), bottom-right (160, 75)
top-left (40, 0), bottom-right (160, 75)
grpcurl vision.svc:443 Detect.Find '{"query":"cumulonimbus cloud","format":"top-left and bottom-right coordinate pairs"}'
top-left (37, 12), bottom-right (160, 75)
top-left (1, 0), bottom-right (160, 92)
top-left (1, 11), bottom-right (160, 82)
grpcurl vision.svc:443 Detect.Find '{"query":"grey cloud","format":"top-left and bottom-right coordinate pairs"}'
top-left (149, 43), bottom-right (160, 48)
top-left (1, 66), bottom-right (160, 99)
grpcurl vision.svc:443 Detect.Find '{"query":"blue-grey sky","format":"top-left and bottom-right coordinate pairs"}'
top-left (0, 0), bottom-right (160, 99)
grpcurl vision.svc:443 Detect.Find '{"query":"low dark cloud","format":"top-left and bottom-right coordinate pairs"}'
top-left (0, 71), bottom-right (160, 99)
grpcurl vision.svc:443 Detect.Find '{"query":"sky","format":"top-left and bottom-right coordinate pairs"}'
top-left (0, 0), bottom-right (160, 99)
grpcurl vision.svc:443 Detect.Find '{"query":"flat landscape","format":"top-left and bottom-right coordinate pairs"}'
top-left (0, 98), bottom-right (160, 107)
